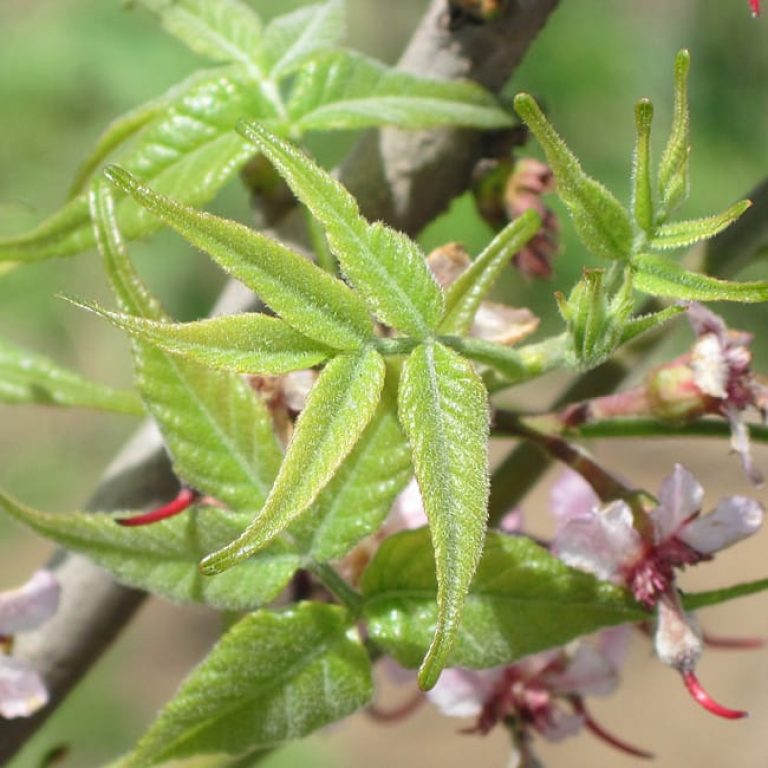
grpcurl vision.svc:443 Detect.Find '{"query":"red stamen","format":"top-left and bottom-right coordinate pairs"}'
top-left (574, 700), bottom-right (653, 759)
top-left (702, 630), bottom-right (765, 651)
top-left (116, 487), bottom-right (199, 527)
top-left (681, 670), bottom-right (748, 719)
top-left (750, 0), bottom-right (760, 16)
top-left (366, 692), bottom-right (424, 723)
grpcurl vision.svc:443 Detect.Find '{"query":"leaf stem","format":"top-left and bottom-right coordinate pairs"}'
top-left (308, 562), bottom-right (363, 614)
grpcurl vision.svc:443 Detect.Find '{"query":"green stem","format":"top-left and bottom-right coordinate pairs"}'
top-left (308, 562), bottom-right (363, 614)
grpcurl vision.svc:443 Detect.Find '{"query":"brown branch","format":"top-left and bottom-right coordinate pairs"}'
top-left (0, 0), bottom-right (561, 759)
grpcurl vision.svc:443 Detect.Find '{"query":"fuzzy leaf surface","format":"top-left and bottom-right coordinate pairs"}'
top-left (289, 50), bottom-right (514, 133)
top-left (260, 0), bottom-right (345, 79)
top-left (136, 0), bottom-right (263, 73)
top-left (106, 166), bottom-right (372, 350)
top-left (202, 346), bottom-right (386, 573)
top-left (634, 253), bottom-right (768, 302)
top-left (119, 604), bottom-right (372, 766)
top-left (514, 94), bottom-right (633, 262)
top-left (362, 530), bottom-right (644, 668)
top-left (91, 183), bottom-right (282, 513)
top-left (649, 200), bottom-right (751, 250)
top-left (0, 336), bottom-right (141, 414)
top-left (440, 210), bottom-right (541, 335)
top-left (398, 342), bottom-right (489, 689)
top-left (0, 68), bottom-right (274, 261)
top-left (0, 492), bottom-right (297, 611)
top-left (291, 363), bottom-right (411, 562)
top-left (83, 308), bottom-right (335, 375)
top-left (238, 123), bottom-right (444, 337)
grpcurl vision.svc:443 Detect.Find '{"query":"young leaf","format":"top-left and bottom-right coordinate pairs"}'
top-left (0, 68), bottom-right (275, 262)
top-left (0, 336), bottom-right (142, 415)
top-left (105, 166), bottom-right (373, 351)
top-left (633, 253), bottom-right (768, 302)
top-left (683, 577), bottom-right (768, 612)
top-left (658, 50), bottom-right (691, 221)
top-left (398, 341), bottom-right (489, 690)
top-left (362, 529), bottom-right (643, 669)
top-left (288, 50), bottom-right (514, 133)
top-left (90, 183), bottom-right (283, 513)
top-left (237, 122), bottom-right (444, 337)
top-left (76, 307), bottom-right (335, 376)
top-left (260, 0), bottom-right (345, 79)
top-left (135, 0), bottom-right (263, 74)
top-left (118, 604), bottom-right (372, 766)
top-left (632, 99), bottom-right (654, 234)
top-left (201, 346), bottom-right (386, 574)
top-left (439, 210), bottom-right (542, 335)
top-left (291, 363), bottom-right (411, 562)
top-left (0, 491), bottom-right (298, 611)
top-left (619, 305), bottom-right (686, 344)
top-left (649, 200), bottom-right (751, 250)
top-left (514, 93), bottom-right (633, 262)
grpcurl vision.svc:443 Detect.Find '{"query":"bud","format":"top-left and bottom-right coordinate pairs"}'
top-left (645, 361), bottom-right (709, 423)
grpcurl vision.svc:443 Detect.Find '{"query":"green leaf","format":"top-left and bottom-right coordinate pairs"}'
top-left (398, 341), bottom-right (489, 689)
top-left (683, 577), bottom-right (768, 612)
top-left (238, 123), bottom-right (444, 337)
top-left (632, 99), bottom-right (654, 234)
top-left (649, 200), bottom-right (751, 250)
top-left (0, 491), bottom-right (297, 611)
top-left (136, 0), bottom-right (263, 74)
top-left (291, 362), bottom-right (411, 562)
top-left (0, 335), bottom-right (142, 415)
top-left (439, 210), bottom-right (541, 335)
top-left (658, 50), bottom-right (691, 221)
top-left (633, 253), bottom-right (768, 302)
top-left (119, 604), bottom-right (372, 766)
top-left (201, 346), bottom-right (386, 574)
top-left (619, 305), bottom-right (685, 344)
top-left (106, 166), bottom-right (373, 351)
top-left (362, 530), bottom-right (643, 669)
top-left (0, 68), bottom-right (274, 262)
top-left (440, 334), bottom-right (567, 383)
top-left (77, 307), bottom-right (335, 375)
top-left (514, 93), bottom-right (633, 262)
top-left (288, 50), bottom-right (514, 133)
top-left (260, 0), bottom-right (345, 79)
top-left (91, 183), bottom-right (283, 513)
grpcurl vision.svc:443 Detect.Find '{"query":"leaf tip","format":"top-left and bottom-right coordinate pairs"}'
top-left (103, 164), bottom-right (135, 194)
top-left (635, 98), bottom-right (654, 127)
top-left (512, 92), bottom-right (536, 119)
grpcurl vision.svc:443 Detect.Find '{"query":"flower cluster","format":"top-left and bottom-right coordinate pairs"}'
top-left (0, 570), bottom-right (60, 719)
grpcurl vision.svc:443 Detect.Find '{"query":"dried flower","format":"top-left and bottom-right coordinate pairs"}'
top-left (0, 570), bottom-right (60, 719)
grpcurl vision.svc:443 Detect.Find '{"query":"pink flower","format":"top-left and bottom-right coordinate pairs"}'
top-left (0, 570), bottom-right (60, 719)
top-left (750, 0), bottom-right (760, 17)
top-left (427, 628), bottom-right (649, 763)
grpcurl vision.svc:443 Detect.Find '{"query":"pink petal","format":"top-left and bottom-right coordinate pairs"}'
top-left (0, 571), bottom-right (60, 636)
top-left (553, 501), bottom-right (643, 583)
top-left (550, 469), bottom-right (600, 526)
top-left (691, 334), bottom-right (728, 398)
top-left (0, 656), bottom-right (49, 718)
top-left (726, 405), bottom-right (764, 487)
top-left (384, 478), bottom-right (428, 533)
top-left (537, 706), bottom-right (585, 742)
top-left (283, 370), bottom-right (316, 413)
top-left (687, 302), bottom-right (727, 339)
top-left (426, 667), bottom-right (504, 718)
top-left (499, 508), bottom-right (524, 534)
top-left (547, 644), bottom-right (619, 697)
top-left (680, 496), bottom-right (763, 555)
top-left (595, 625), bottom-right (633, 671)
top-left (654, 464), bottom-right (704, 543)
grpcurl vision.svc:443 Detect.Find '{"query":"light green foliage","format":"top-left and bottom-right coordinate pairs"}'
top-left (0, 335), bottom-right (142, 414)
top-left (79, 309), bottom-right (335, 375)
top-left (439, 209), bottom-right (541, 335)
top-left (0, 492), bottom-right (298, 611)
top-left (631, 99), bottom-right (654, 235)
top-left (237, 123), bottom-right (445, 337)
top-left (362, 530), bottom-right (644, 668)
top-left (514, 93), bottom-right (634, 262)
top-left (658, 50), bottom-right (691, 222)
top-left (106, 166), bottom-right (373, 351)
top-left (288, 50), bottom-right (513, 132)
top-left (397, 342), bottom-right (489, 690)
top-left (118, 604), bottom-right (372, 766)
top-left (649, 200), bottom-right (751, 250)
top-left (0, 0), bottom-right (513, 262)
top-left (91, 183), bottom-right (283, 513)
top-left (201, 347), bottom-right (386, 573)
top-left (292, 364), bottom-right (412, 562)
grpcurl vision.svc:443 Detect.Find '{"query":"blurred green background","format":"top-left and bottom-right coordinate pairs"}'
top-left (1, 1), bottom-right (767, 766)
